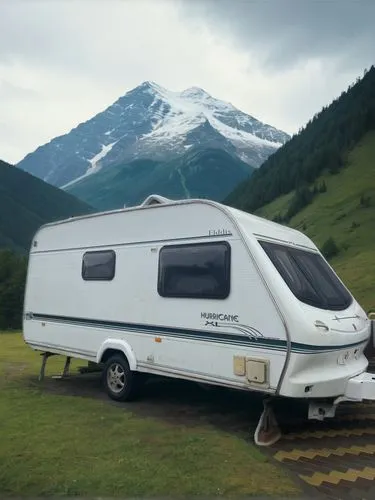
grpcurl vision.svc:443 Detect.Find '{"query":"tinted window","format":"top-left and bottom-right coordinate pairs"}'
top-left (82, 250), bottom-right (116, 281)
top-left (158, 242), bottom-right (230, 299)
top-left (259, 240), bottom-right (352, 310)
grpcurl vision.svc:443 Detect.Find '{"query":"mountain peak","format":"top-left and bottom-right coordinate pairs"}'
top-left (180, 86), bottom-right (211, 99)
top-left (136, 80), bottom-right (167, 95)
top-left (139, 80), bottom-right (160, 89)
top-left (17, 80), bottom-right (290, 188)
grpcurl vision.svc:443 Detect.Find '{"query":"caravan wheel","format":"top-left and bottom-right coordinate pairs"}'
top-left (103, 354), bottom-right (139, 402)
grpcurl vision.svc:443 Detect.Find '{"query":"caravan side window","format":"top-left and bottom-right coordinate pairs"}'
top-left (82, 250), bottom-right (116, 281)
top-left (158, 241), bottom-right (230, 299)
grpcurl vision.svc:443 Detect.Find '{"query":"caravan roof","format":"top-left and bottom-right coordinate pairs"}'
top-left (31, 195), bottom-right (316, 253)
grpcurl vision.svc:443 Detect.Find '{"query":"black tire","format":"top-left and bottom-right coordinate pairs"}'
top-left (102, 354), bottom-right (140, 402)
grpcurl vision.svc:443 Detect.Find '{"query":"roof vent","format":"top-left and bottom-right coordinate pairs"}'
top-left (140, 194), bottom-right (172, 207)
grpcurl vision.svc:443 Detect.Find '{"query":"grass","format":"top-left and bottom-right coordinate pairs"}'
top-left (0, 332), bottom-right (298, 498)
top-left (258, 130), bottom-right (375, 312)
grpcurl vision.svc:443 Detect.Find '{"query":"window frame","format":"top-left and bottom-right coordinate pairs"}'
top-left (258, 239), bottom-right (352, 311)
top-left (81, 249), bottom-right (116, 282)
top-left (157, 240), bottom-right (231, 300)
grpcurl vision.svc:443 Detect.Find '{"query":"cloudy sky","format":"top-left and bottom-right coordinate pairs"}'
top-left (1, 0), bottom-right (374, 164)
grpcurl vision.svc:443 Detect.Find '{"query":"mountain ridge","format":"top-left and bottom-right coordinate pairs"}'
top-left (225, 66), bottom-right (375, 213)
top-left (16, 81), bottom-right (290, 188)
top-left (0, 159), bottom-right (93, 253)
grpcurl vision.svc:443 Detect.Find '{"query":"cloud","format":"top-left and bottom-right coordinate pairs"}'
top-left (0, 80), bottom-right (40, 100)
top-left (0, 0), bottom-right (228, 90)
top-left (0, 0), bottom-right (258, 163)
top-left (0, 0), bottom-right (373, 164)
top-left (180, 0), bottom-right (375, 138)
top-left (181, 0), bottom-right (375, 73)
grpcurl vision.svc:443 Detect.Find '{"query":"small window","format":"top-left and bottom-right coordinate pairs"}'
top-left (82, 250), bottom-right (116, 281)
top-left (158, 241), bottom-right (231, 299)
top-left (259, 240), bottom-right (352, 311)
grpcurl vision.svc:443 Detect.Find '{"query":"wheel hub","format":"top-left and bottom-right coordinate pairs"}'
top-left (107, 363), bottom-right (126, 393)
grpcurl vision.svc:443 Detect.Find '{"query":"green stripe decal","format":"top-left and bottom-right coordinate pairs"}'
top-left (30, 313), bottom-right (367, 354)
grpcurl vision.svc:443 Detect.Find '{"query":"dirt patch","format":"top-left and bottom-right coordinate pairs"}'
top-left (24, 368), bottom-right (309, 440)
top-left (2, 362), bottom-right (29, 381)
top-left (26, 371), bottom-right (265, 436)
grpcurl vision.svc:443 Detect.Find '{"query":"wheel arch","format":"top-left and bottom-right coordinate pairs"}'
top-left (97, 339), bottom-right (137, 370)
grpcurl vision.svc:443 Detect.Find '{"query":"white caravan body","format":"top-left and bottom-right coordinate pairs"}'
top-left (23, 196), bottom-right (375, 407)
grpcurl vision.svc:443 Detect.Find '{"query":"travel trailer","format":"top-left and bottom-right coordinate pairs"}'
top-left (23, 195), bottom-right (375, 446)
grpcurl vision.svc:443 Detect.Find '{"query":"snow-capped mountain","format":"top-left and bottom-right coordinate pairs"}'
top-left (17, 81), bottom-right (290, 188)
top-left (65, 148), bottom-right (255, 211)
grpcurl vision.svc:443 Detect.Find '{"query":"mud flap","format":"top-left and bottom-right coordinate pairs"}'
top-left (254, 399), bottom-right (281, 446)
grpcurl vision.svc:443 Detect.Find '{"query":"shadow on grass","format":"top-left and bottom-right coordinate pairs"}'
top-left (24, 369), bottom-right (311, 439)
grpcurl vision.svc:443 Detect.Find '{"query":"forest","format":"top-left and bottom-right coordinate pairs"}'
top-left (0, 249), bottom-right (27, 330)
top-left (225, 66), bottom-right (375, 214)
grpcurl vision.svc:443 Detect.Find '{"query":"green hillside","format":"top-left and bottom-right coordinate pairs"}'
top-left (226, 66), bottom-right (375, 214)
top-left (255, 131), bottom-right (375, 312)
top-left (0, 160), bottom-right (93, 253)
top-left (66, 148), bottom-right (254, 211)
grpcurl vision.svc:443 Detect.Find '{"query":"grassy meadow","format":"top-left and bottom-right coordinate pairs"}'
top-left (0, 332), bottom-right (298, 498)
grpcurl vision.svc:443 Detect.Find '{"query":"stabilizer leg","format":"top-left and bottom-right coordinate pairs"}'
top-left (254, 398), bottom-right (282, 447)
top-left (62, 356), bottom-right (71, 377)
top-left (39, 352), bottom-right (53, 381)
top-left (52, 356), bottom-right (71, 380)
